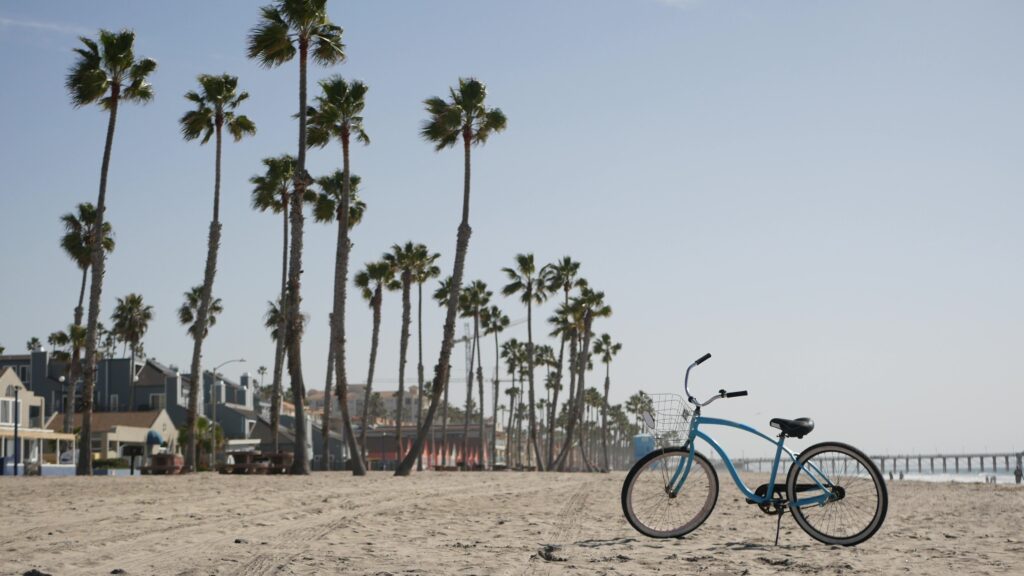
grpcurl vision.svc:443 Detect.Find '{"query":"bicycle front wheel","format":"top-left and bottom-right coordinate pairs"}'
top-left (621, 446), bottom-right (719, 538)
top-left (786, 442), bottom-right (888, 546)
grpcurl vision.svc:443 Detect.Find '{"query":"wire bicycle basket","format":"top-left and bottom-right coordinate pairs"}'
top-left (638, 393), bottom-right (693, 448)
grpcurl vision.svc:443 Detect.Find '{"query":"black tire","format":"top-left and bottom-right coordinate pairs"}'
top-left (786, 441), bottom-right (888, 546)
top-left (621, 446), bottom-right (719, 538)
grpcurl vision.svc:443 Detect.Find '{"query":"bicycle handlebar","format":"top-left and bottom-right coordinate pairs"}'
top-left (684, 353), bottom-right (751, 407)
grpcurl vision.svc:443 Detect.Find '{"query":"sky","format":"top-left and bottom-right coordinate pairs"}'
top-left (1, 0), bottom-right (1022, 458)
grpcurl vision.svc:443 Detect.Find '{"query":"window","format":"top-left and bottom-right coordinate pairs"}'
top-left (18, 366), bottom-right (29, 384)
top-left (246, 419), bottom-right (256, 439)
top-left (150, 394), bottom-right (166, 410)
top-left (110, 394), bottom-right (119, 412)
top-left (0, 398), bottom-right (13, 425)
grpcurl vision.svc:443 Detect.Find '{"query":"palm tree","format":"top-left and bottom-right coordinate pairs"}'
top-left (540, 256), bottom-right (581, 468)
top-left (554, 286), bottom-right (611, 471)
top-left (383, 242), bottom-right (419, 462)
top-left (411, 245), bottom-right (441, 471)
top-left (432, 276), bottom-right (455, 466)
top-left (481, 305), bottom-right (509, 468)
top-left (179, 286), bottom-right (224, 339)
top-left (397, 79), bottom-right (507, 476)
top-left (251, 154), bottom-right (297, 453)
top-left (502, 254), bottom-right (547, 470)
top-left (67, 28), bottom-right (156, 475)
top-left (248, 0), bottom-right (346, 475)
top-left (179, 73), bottom-right (256, 472)
top-left (501, 339), bottom-right (523, 466)
top-left (26, 337), bottom-right (41, 352)
top-left (59, 202), bottom-right (115, 431)
top-left (110, 293), bottom-right (153, 408)
top-left (312, 171), bottom-right (367, 474)
top-left (354, 260), bottom-right (396, 467)
top-left (306, 74), bottom-right (369, 475)
top-left (593, 333), bottom-right (621, 472)
top-left (457, 280), bottom-right (491, 469)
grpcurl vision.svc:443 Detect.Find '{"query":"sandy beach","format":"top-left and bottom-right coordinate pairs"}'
top-left (2, 471), bottom-right (1022, 576)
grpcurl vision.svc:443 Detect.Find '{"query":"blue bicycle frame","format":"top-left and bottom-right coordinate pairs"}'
top-left (667, 415), bottom-right (835, 508)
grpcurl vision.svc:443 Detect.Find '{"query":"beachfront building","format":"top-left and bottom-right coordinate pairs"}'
top-left (361, 422), bottom-right (494, 471)
top-left (0, 367), bottom-right (76, 475)
top-left (48, 410), bottom-right (177, 461)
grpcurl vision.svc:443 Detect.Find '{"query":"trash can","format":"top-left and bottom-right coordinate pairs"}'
top-left (633, 434), bottom-right (656, 463)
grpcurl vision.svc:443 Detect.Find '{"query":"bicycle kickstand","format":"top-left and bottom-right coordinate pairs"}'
top-left (774, 509), bottom-right (785, 546)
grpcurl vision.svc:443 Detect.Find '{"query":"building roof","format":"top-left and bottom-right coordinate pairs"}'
top-left (146, 358), bottom-right (179, 377)
top-left (0, 354), bottom-right (31, 362)
top-left (48, 411), bottom-right (165, 433)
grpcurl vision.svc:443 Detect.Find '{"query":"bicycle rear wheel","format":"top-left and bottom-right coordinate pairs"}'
top-left (786, 442), bottom-right (887, 546)
top-left (621, 446), bottom-right (718, 538)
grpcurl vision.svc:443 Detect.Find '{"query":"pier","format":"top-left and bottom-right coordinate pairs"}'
top-left (731, 451), bottom-right (1024, 476)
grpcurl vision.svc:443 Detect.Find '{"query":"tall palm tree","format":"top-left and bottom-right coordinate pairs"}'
top-left (248, 0), bottom-right (346, 475)
top-left (540, 256), bottom-right (580, 468)
top-left (432, 276), bottom-right (455, 466)
top-left (397, 78), bottom-right (507, 476)
top-left (67, 28), bottom-right (156, 475)
top-left (593, 333), bottom-right (622, 472)
top-left (179, 73), bottom-right (256, 471)
top-left (26, 337), bottom-right (41, 352)
top-left (59, 202), bottom-right (115, 431)
top-left (481, 305), bottom-right (509, 468)
top-left (110, 293), bottom-right (153, 408)
top-left (250, 154), bottom-right (297, 453)
top-left (502, 253), bottom-right (547, 470)
top-left (554, 286), bottom-right (611, 470)
top-left (354, 260), bottom-right (396, 467)
top-left (312, 170), bottom-right (366, 473)
top-left (179, 286), bottom-right (224, 339)
top-left (307, 74), bottom-right (369, 475)
top-left (383, 242), bottom-right (419, 462)
top-left (411, 245), bottom-right (441, 471)
top-left (458, 280), bottom-right (491, 469)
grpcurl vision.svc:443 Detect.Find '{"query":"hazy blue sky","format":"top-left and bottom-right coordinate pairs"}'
top-left (1, 1), bottom-right (1022, 457)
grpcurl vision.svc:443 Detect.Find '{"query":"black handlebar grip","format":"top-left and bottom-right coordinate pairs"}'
top-left (695, 353), bottom-right (712, 365)
top-left (725, 390), bottom-right (748, 398)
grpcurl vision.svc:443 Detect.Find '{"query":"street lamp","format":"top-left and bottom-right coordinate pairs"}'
top-left (209, 358), bottom-right (245, 466)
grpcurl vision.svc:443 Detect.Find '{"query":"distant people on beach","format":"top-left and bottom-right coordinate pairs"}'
top-left (889, 471), bottom-right (894, 481)
top-left (1015, 465), bottom-right (1022, 485)
top-left (899, 471), bottom-right (904, 481)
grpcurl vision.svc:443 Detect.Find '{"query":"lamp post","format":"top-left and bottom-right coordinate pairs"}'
top-left (209, 358), bottom-right (245, 466)
top-left (13, 385), bottom-right (20, 476)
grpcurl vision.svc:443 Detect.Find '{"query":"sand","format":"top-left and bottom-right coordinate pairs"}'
top-left (2, 471), bottom-right (1022, 575)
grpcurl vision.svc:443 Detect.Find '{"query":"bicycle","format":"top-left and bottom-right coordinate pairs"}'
top-left (621, 353), bottom-right (888, 546)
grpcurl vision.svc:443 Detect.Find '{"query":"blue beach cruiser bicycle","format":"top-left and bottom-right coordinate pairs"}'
top-left (621, 353), bottom-right (888, 546)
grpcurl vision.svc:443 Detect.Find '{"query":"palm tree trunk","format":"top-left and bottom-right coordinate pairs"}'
top-left (546, 292), bottom-right (569, 469)
top-left (525, 299), bottom-right (544, 471)
top-left (331, 133), bottom-right (366, 476)
top-left (491, 331), bottom-right (499, 468)
top-left (395, 128), bottom-right (474, 476)
top-left (601, 366), bottom-right (610, 472)
top-left (286, 39), bottom-right (311, 475)
top-left (78, 85), bottom-right (120, 476)
top-left (475, 316), bottom-right (485, 469)
top-left (554, 333), bottom-right (581, 471)
top-left (270, 194), bottom-right (288, 453)
top-left (66, 266), bottom-right (88, 434)
top-left (359, 290), bottom-right (382, 469)
top-left (441, 369), bottom-right (450, 467)
top-left (416, 281), bottom-right (425, 472)
top-left (321, 321), bottom-right (335, 471)
top-left (462, 325), bottom-right (476, 469)
top-left (185, 118), bottom-right (224, 473)
top-left (396, 274), bottom-right (412, 462)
